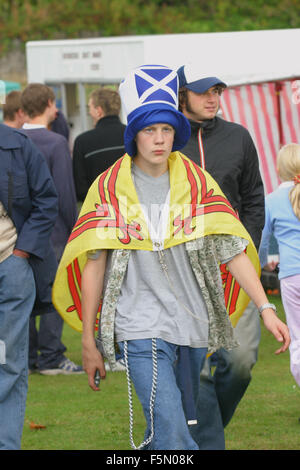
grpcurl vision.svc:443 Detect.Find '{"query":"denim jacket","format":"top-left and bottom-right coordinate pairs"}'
top-left (96, 234), bottom-right (248, 370)
top-left (0, 124), bottom-right (58, 314)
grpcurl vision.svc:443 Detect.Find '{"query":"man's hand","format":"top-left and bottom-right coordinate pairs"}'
top-left (261, 308), bottom-right (290, 354)
top-left (13, 249), bottom-right (29, 258)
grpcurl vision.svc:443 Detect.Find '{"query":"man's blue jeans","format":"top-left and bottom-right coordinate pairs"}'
top-left (118, 338), bottom-right (207, 450)
top-left (0, 255), bottom-right (36, 449)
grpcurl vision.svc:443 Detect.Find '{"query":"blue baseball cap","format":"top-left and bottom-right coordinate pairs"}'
top-left (177, 65), bottom-right (227, 93)
top-left (119, 65), bottom-right (191, 157)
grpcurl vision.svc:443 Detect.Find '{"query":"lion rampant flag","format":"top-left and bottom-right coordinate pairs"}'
top-left (52, 152), bottom-right (260, 332)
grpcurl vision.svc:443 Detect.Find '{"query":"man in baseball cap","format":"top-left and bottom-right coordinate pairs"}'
top-left (177, 64), bottom-right (227, 123)
top-left (177, 63), bottom-right (265, 450)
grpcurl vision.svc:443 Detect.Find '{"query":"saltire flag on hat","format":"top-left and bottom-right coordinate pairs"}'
top-left (119, 65), bottom-right (191, 156)
top-left (121, 65), bottom-right (178, 113)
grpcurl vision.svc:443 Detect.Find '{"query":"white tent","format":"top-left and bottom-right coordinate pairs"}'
top-left (26, 29), bottom-right (300, 193)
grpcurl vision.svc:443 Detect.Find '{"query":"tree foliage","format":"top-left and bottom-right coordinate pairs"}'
top-left (0, 0), bottom-right (300, 55)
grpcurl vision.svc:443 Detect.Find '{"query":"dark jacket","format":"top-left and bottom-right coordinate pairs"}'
top-left (22, 127), bottom-right (78, 260)
top-left (51, 110), bottom-right (70, 141)
top-left (180, 116), bottom-right (265, 250)
top-left (0, 124), bottom-right (58, 314)
top-left (73, 115), bottom-right (126, 201)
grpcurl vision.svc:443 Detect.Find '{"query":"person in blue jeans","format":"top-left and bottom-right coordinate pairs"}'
top-left (54, 65), bottom-right (290, 450)
top-left (0, 123), bottom-right (58, 449)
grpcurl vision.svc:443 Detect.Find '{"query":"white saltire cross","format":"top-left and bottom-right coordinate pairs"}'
top-left (135, 66), bottom-right (178, 106)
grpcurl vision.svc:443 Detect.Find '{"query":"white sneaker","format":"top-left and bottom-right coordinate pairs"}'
top-left (105, 359), bottom-right (126, 372)
top-left (39, 358), bottom-right (84, 375)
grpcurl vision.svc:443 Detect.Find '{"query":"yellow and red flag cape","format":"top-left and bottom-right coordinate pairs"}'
top-left (52, 152), bottom-right (260, 332)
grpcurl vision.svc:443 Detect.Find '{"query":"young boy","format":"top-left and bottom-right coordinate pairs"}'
top-left (53, 65), bottom-right (290, 450)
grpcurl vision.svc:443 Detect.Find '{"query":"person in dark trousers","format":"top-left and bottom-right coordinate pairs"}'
top-left (73, 87), bottom-right (126, 202)
top-left (177, 64), bottom-right (265, 449)
top-left (21, 83), bottom-right (82, 375)
top-left (0, 123), bottom-right (58, 448)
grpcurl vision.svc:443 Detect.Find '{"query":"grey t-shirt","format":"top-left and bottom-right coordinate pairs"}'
top-left (114, 164), bottom-right (209, 348)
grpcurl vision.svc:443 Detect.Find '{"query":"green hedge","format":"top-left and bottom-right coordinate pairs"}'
top-left (1, 0), bottom-right (300, 55)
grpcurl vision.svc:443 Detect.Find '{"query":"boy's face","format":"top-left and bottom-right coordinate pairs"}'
top-left (134, 123), bottom-right (175, 176)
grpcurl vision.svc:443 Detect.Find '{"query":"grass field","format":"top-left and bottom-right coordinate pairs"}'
top-left (21, 295), bottom-right (300, 450)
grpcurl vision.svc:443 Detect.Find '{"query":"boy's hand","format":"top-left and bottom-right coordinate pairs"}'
top-left (82, 342), bottom-right (106, 391)
top-left (261, 309), bottom-right (290, 354)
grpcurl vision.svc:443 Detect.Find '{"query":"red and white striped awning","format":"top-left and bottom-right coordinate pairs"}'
top-left (220, 79), bottom-right (300, 194)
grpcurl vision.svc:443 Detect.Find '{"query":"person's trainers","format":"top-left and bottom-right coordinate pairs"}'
top-left (105, 359), bottom-right (126, 372)
top-left (39, 358), bottom-right (85, 375)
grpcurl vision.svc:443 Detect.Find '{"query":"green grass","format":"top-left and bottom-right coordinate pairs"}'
top-left (22, 295), bottom-right (300, 450)
top-left (22, 328), bottom-right (145, 450)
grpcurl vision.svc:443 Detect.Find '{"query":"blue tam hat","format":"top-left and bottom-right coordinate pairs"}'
top-left (119, 65), bottom-right (191, 157)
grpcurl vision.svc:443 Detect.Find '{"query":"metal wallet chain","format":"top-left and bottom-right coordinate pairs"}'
top-left (124, 338), bottom-right (158, 450)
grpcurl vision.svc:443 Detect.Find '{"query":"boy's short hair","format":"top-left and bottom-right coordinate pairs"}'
top-left (21, 83), bottom-right (56, 118)
top-left (3, 90), bottom-right (22, 121)
top-left (89, 88), bottom-right (121, 116)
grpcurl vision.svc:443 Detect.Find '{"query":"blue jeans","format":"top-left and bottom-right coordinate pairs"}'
top-left (194, 301), bottom-right (261, 449)
top-left (0, 255), bottom-right (36, 449)
top-left (118, 338), bottom-right (207, 450)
